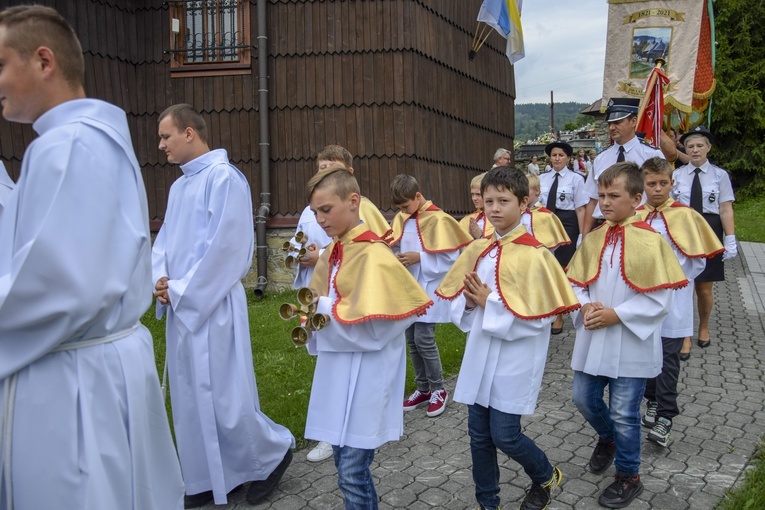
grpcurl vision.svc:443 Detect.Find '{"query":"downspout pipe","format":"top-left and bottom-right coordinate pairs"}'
top-left (254, 0), bottom-right (270, 298)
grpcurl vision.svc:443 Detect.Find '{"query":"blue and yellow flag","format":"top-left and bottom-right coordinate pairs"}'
top-left (477, 0), bottom-right (525, 64)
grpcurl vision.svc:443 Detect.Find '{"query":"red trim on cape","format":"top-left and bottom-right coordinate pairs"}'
top-left (414, 215), bottom-right (472, 254)
top-left (649, 212), bottom-right (725, 260)
top-left (352, 230), bottom-right (382, 242)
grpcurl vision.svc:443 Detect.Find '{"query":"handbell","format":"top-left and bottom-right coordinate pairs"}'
top-left (296, 248), bottom-right (308, 260)
top-left (279, 303), bottom-right (299, 320)
top-left (282, 240), bottom-right (292, 251)
top-left (291, 326), bottom-right (309, 347)
top-left (284, 255), bottom-right (296, 269)
top-left (310, 313), bottom-right (330, 330)
top-left (295, 231), bottom-right (308, 245)
top-left (297, 287), bottom-right (318, 306)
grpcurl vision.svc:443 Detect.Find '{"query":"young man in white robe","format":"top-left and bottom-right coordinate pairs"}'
top-left (0, 6), bottom-right (184, 510)
top-left (0, 162), bottom-right (14, 217)
top-left (567, 162), bottom-right (687, 509)
top-left (152, 104), bottom-right (294, 507)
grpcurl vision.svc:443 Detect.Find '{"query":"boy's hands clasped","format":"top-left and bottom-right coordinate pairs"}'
top-left (154, 277), bottom-right (170, 305)
top-left (581, 302), bottom-right (620, 330)
top-left (463, 272), bottom-right (490, 309)
top-left (397, 251), bottom-right (420, 268)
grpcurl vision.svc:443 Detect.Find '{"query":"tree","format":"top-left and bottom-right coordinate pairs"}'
top-left (711, 0), bottom-right (765, 197)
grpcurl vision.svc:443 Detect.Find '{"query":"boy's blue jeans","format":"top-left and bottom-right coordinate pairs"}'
top-left (468, 404), bottom-right (553, 509)
top-left (332, 445), bottom-right (378, 510)
top-left (572, 370), bottom-right (646, 477)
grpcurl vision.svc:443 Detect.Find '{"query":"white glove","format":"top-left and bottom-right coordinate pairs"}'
top-left (722, 234), bottom-right (738, 261)
top-left (576, 234), bottom-right (583, 248)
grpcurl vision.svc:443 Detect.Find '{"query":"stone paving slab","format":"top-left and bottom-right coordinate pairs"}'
top-left (202, 245), bottom-right (765, 509)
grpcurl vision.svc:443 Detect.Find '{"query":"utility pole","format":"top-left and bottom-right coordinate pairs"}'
top-left (550, 90), bottom-right (555, 138)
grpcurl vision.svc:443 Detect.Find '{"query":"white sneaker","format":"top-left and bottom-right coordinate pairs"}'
top-left (306, 441), bottom-right (333, 462)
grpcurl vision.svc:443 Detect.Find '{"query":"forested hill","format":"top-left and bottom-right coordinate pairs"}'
top-left (514, 102), bottom-right (590, 143)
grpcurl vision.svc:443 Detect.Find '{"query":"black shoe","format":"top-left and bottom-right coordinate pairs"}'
top-left (551, 327), bottom-right (563, 335)
top-left (598, 473), bottom-right (643, 508)
top-left (588, 437), bottom-right (616, 474)
top-left (697, 338), bottom-right (711, 348)
top-left (184, 490), bottom-right (213, 509)
top-left (679, 351), bottom-right (691, 361)
top-left (520, 466), bottom-right (562, 510)
top-left (246, 449), bottom-right (293, 503)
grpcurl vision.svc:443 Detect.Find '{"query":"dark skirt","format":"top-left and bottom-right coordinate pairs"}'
top-left (696, 213), bottom-right (725, 282)
top-left (553, 209), bottom-right (579, 268)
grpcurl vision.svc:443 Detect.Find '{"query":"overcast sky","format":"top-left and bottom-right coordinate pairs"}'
top-left (512, 0), bottom-right (609, 105)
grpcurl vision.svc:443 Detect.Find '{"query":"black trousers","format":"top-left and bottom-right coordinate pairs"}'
top-left (644, 336), bottom-right (684, 420)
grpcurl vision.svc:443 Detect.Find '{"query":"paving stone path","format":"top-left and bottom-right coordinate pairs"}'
top-left (206, 242), bottom-right (765, 509)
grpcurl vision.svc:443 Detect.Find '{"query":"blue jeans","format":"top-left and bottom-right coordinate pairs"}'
top-left (332, 445), bottom-right (378, 510)
top-left (572, 371), bottom-right (646, 477)
top-left (406, 322), bottom-right (444, 392)
top-left (468, 404), bottom-right (553, 509)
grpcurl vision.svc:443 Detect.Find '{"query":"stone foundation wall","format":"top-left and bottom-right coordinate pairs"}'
top-left (243, 228), bottom-right (298, 294)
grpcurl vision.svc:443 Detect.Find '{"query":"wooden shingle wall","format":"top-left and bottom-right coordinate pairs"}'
top-left (0, 0), bottom-right (515, 226)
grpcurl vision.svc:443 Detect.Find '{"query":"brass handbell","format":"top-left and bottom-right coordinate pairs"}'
top-left (282, 240), bottom-right (292, 251)
top-left (279, 303), bottom-right (300, 321)
top-left (285, 248), bottom-right (308, 269)
top-left (309, 313), bottom-right (330, 331)
top-left (297, 287), bottom-right (318, 306)
top-left (294, 231), bottom-right (308, 245)
top-left (291, 326), bottom-right (309, 347)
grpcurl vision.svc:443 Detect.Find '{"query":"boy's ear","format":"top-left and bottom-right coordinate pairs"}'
top-left (632, 191), bottom-right (643, 207)
top-left (349, 192), bottom-right (360, 210)
top-left (347, 166), bottom-right (355, 175)
top-left (520, 195), bottom-right (530, 210)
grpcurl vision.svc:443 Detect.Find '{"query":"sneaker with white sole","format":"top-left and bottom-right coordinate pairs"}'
top-left (426, 389), bottom-right (448, 417)
top-left (306, 441), bottom-right (333, 462)
top-left (642, 400), bottom-right (658, 428)
top-left (647, 417), bottom-right (672, 447)
top-left (403, 389), bottom-right (431, 411)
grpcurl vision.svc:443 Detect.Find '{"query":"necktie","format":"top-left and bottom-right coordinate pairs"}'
top-left (690, 168), bottom-right (703, 213)
top-left (616, 145), bottom-right (625, 162)
top-left (546, 173), bottom-right (559, 213)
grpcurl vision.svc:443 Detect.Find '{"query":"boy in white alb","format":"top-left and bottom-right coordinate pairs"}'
top-left (567, 162), bottom-right (687, 508)
top-left (437, 167), bottom-right (579, 510)
top-left (289, 145), bottom-right (390, 462)
top-left (389, 174), bottom-right (473, 417)
top-left (304, 164), bottom-right (432, 509)
top-left (636, 157), bottom-right (723, 447)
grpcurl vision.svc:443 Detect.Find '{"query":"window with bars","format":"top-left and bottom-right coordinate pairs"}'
top-left (168, 0), bottom-right (251, 76)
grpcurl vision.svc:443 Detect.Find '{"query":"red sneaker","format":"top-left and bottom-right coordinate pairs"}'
top-left (426, 389), bottom-right (448, 417)
top-left (403, 389), bottom-right (431, 411)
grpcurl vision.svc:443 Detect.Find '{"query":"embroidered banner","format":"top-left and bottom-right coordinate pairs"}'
top-left (602, 0), bottom-right (705, 115)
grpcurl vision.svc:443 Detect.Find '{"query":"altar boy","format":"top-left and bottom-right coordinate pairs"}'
top-left (437, 167), bottom-right (579, 510)
top-left (567, 161), bottom-right (687, 508)
top-left (305, 164), bottom-right (432, 509)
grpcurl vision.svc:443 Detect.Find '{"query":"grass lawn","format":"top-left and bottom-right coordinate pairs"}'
top-left (142, 290), bottom-right (467, 450)
top-left (717, 439), bottom-right (765, 509)
top-left (733, 197), bottom-right (765, 243)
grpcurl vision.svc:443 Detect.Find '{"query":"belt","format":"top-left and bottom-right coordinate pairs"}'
top-left (1, 323), bottom-right (139, 510)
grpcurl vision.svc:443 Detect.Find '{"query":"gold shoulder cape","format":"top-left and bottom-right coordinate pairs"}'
top-left (458, 211), bottom-right (495, 238)
top-left (636, 199), bottom-right (724, 258)
top-left (527, 204), bottom-right (571, 250)
top-left (566, 215), bottom-right (689, 292)
top-left (390, 200), bottom-right (474, 252)
top-left (310, 223), bottom-right (432, 324)
top-left (435, 227), bottom-right (580, 319)
top-left (359, 196), bottom-right (392, 242)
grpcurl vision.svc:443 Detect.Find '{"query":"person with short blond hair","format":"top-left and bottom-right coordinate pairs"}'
top-left (0, 5), bottom-right (184, 509)
top-left (459, 172), bottom-right (494, 239)
top-left (304, 166), bottom-right (431, 509)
